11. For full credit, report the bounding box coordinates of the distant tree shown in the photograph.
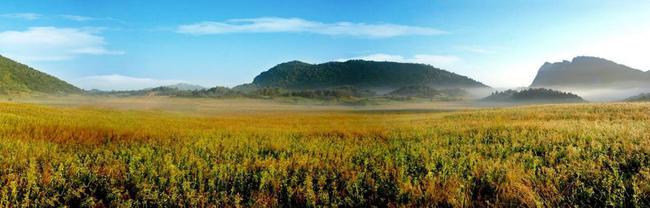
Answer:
[388,85,441,98]
[483,88,584,103]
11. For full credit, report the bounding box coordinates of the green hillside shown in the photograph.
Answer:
[0,55,81,95]
[252,60,489,90]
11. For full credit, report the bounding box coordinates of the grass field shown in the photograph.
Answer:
[0,97,649,207]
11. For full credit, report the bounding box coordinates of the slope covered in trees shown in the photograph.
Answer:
[252,60,489,90]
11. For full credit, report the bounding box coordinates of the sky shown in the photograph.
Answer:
[1,0,649,90]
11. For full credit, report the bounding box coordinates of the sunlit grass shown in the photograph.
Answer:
[0,101,649,207]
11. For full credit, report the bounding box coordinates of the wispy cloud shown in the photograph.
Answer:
[76,74,185,91]
[1,12,117,22]
[339,53,461,68]
[58,14,94,21]
[0,27,124,61]
[57,15,122,23]
[0,13,41,20]
[177,17,447,38]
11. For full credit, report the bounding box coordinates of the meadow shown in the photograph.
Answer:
[0,98,649,207]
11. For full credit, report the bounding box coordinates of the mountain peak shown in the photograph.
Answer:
[571,56,618,65]
[572,56,603,61]
[279,60,311,66]
[530,56,649,88]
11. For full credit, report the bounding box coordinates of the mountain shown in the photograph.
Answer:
[530,56,650,89]
[624,93,650,102]
[251,60,489,91]
[0,55,81,95]
[482,88,585,103]
[160,83,206,91]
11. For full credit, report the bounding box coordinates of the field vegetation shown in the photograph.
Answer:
[0,99,649,207]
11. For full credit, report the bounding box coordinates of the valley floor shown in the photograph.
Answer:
[0,96,649,207]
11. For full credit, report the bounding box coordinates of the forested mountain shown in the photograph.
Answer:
[0,55,81,95]
[530,56,650,88]
[252,60,489,90]
[482,88,585,103]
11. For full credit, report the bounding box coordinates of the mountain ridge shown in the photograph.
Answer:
[530,56,649,89]
[252,60,489,90]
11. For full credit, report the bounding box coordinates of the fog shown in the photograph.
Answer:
[531,84,650,102]
[463,84,650,103]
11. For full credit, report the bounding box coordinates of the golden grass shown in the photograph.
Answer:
[0,99,649,207]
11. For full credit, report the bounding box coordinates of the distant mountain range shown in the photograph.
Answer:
[6,53,650,103]
[530,56,650,89]
[251,60,489,91]
[151,83,206,91]
[87,83,206,97]
[0,55,81,95]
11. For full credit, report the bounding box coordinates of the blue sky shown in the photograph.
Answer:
[1,0,649,90]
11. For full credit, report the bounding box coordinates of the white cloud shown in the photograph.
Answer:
[0,27,123,61]
[177,17,446,38]
[339,53,461,69]
[0,13,41,20]
[58,14,94,21]
[75,74,185,91]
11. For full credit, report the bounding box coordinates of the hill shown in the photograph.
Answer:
[482,88,585,103]
[251,60,489,90]
[530,56,650,89]
[624,93,650,102]
[0,55,81,95]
